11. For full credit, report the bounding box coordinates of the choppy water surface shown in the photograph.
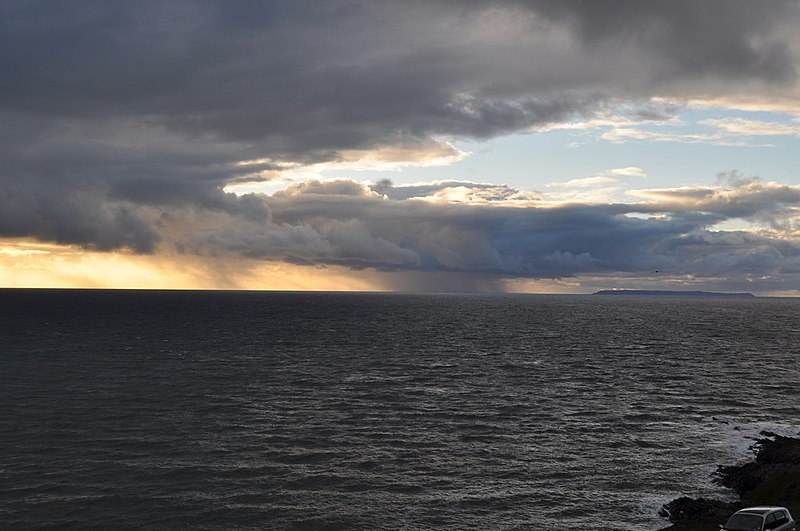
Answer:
[1,290,799,530]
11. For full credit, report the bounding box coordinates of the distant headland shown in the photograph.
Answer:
[593,289,755,298]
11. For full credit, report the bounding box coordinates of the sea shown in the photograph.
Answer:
[1,289,799,530]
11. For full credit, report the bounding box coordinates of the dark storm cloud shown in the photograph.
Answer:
[518,0,797,82]
[0,110,270,250]
[0,0,585,155]
[3,1,795,153]
[0,179,160,252]
[1,0,799,284]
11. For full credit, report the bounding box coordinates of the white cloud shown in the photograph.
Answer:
[545,166,645,198]
[608,166,647,178]
[699,117,800,137]
[599,126,770,147]
[549,176,619,188]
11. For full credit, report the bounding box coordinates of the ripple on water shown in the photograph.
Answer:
[2,292,800,530]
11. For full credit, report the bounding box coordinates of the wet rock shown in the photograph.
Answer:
[658,496,739,526]
[658,432,800,530]
[715,431,800,516]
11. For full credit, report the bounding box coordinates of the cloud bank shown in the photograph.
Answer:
[144,178,800,292]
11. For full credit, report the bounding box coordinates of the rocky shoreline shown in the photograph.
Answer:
[658,431,800,530]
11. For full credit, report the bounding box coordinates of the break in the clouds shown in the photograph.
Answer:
[2,1,800,291]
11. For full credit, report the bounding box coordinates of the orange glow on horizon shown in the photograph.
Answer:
[0,239,589,294]
[0,239,382,291]
[4,239,792,296]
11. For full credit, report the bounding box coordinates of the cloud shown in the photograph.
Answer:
[0,178,161,253]
[608,167,647,178]
[589,116,800,147]
[373,180,541,203]
[599,126,769,147]
[553,176,620,188]
[140,177,800,290]
[518,0,798,84]
[2,2,797,156]
[699,117,800,137]
[630,179,800,226]
[543,167,645,203]
[1,2,800,291]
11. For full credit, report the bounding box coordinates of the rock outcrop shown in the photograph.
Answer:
[659,432,800,530]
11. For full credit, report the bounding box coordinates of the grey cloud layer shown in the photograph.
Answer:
[2,1,796,153]
[162,179,800,286]
[520,0,797,82]
[1,1,799,286]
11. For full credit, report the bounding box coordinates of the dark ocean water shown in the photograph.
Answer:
[1,290,799,530]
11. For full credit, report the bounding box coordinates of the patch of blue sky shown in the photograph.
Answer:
[318,106,800,195]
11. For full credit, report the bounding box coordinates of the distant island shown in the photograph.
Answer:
[593,290,755,298]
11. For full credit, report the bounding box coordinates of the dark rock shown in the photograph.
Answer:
[715,432,800,503]
[658,496,739,523]
[659,433,800,529]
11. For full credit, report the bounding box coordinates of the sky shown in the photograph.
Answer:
[2,0,800,294]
